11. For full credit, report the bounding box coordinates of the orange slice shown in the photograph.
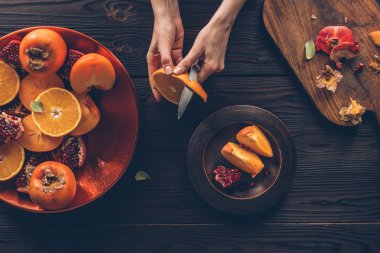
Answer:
[32,88,82,137]
[19,74,64,111]
[0,142,25,181]
[19,115,63,152]
[151,68,207,105]
[0,61,20,106]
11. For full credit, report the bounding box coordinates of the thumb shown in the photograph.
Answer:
[158,39,174,74]
[173,46,203,75]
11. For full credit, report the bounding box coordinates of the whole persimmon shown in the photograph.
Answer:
[70,53,115,93]
[19,29,67,77]
[29,161,76,210]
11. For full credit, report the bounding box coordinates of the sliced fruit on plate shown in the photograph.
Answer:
[0,112,24,145]
[151,68,207,105]
[19,29,67,77]
[70,53,116,93]
[221,142,264,177]
[71,93,100,136]
[19,115,63,152]
[29,161,77,210]
[32,87,82,137]
[0,61,20,106]
[19,74,64,111]
[0,142,25,181]
[236,125,273,157]
[51,136,86,170]
[16,152,48,193]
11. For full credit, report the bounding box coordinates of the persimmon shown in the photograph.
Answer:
[71,93,100,136]
[70,53,116,93]
[236,125,273,157]
[151,68,207,105]
[19,74,64,111]
[29,161,76,210]
[19,29,67,77]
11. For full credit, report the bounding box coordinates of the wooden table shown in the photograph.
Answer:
[1,1,379,252]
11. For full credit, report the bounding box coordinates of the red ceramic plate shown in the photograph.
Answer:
[0,26,139,213]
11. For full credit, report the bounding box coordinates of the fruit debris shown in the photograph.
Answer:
[330,42,359,69]
[315,26,354,55]
[339,98,366,125]
[369,31,380,46]
[316,65,342,93]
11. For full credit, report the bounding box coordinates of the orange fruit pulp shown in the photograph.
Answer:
[0,61,20,106]
[151,68,207,105]
[0,142,25,181]
[32,87,82,137]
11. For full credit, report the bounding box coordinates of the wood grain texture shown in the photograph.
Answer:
[0,224,379,253]
[263,0,380,126]
[0,0,379,252]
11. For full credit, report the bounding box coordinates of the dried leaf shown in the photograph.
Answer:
[30,100,43,113]
[135,170,151,181]
[311,14,317,20]
[305,40,316,60]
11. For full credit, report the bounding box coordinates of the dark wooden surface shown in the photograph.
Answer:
[0,1,379,252]
[264,0,380,126]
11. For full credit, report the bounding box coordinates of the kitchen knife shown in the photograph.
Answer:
[177,64,200,120]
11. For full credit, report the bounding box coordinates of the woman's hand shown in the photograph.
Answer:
[147,0,183,102]
[173,20,230,83]
[174,0,246,83]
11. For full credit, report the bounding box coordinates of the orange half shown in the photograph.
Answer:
[32,87,82,137]
[0,142,25,181]
[151,68,207,105]
[0,61,20,106]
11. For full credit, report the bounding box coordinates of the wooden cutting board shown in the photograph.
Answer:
[263,0,380,126]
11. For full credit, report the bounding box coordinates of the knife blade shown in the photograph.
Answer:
[177,64,199,119]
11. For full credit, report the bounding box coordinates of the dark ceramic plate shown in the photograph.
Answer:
[0,26,139,213]
[187,105,296,215]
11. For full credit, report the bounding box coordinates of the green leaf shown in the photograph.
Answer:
[135,170,151,181]
[305,39,315,60]
[30,100,43,113]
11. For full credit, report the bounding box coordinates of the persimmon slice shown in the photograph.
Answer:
[151,68,207,105]
[19,74,64,111]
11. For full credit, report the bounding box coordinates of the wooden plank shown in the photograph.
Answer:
[0,1,289,77]
[0,224,379,253]
[0,0,257,28]
[263,0,380,126]
[0,76,379,225]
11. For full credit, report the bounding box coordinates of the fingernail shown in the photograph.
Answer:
[173,66,182,74]
[164,65,172,75]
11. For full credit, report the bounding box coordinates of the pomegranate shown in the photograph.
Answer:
[315,26,354,55]
[330,42,360,69]
[0,98,29,118]
[51,136,86,170]
[0,40,27,76]
[58,49,84,81]
[16,152,48,193]
[214,165,242,189]
[0,112,24,145]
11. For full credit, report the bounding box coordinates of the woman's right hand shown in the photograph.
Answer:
[147,0,184,102]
